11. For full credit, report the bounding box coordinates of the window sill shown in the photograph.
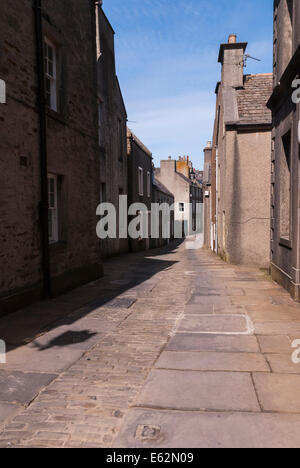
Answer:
[46,108,67,125]
[49,241,67,252]
[279,237,292,249]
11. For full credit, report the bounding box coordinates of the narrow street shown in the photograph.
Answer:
[0,242,300,447]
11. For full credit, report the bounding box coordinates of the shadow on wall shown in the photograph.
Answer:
[228,134,242,263]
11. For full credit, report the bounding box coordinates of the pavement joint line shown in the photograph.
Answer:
[132,404,263,414]
[250,373,264,412]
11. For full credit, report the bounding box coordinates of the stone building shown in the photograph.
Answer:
[0,1,128,315]
[155,157,203,237]
[267,0,300,300]
[204,35,273,268]
[96,4,128,258]
[203,141,214,249]
[151,177,175,249]
[127,129,153,252]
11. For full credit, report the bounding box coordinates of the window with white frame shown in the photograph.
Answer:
[147,171,151,198]
[179,202,185,212]
[44,38,57,111]
[48,174,58,243]
[138,167,143,196]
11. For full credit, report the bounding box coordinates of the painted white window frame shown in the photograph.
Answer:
[44,38,57,111]
[138,167,144,196]
[48,174,58,244]
[147,171,151,198]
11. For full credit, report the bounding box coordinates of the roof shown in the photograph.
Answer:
[153,178,174,198]
[236,74,273,124]
[127,128,152,159]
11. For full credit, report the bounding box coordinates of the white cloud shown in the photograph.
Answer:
[128,92,215,168]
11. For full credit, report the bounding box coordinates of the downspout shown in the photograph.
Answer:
[34,0,51,297]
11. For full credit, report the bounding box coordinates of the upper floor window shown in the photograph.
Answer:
[179,203,185,212]
[138,167,143,196]
[280,130,292,241]
[44,38,57,111]
[147,171,151,198]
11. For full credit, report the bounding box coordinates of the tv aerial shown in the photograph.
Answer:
[244,54,261,68]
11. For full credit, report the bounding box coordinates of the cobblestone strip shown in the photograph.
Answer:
[0,245,190,448]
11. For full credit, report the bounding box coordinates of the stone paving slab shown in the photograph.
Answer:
[185,304,246,315]
[113,408,300,448]
[254,322,300,336]
[257,335,292,354]
[225,281,280,290]
[177,315,249,334]
[266,354,300,374]
[167,333,260,353]
[2,342,90,374]
[231,297,272,306]
[247,306,300,322]
[0,403,22,429]
[253,373,300,413]
[188,296,231,306]
[242,289,290,297]
[193,288,244,296]
[136,369,260,412]
[0,370,56,405]
[155,351,269,372]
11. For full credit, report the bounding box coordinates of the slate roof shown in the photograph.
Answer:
[236,74,273,124]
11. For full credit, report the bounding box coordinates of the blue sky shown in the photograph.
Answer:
[103,0,274,169]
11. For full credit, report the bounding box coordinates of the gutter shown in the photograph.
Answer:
[33,0,51,297]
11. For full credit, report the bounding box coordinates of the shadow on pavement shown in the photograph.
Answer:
[0,240,183,352]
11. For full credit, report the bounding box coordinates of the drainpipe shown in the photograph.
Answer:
[34,0,51,297]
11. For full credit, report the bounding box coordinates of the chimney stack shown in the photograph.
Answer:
[218,35,247,88]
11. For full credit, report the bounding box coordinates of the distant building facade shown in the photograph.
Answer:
[151,177,175,249]
[127,129,153,252]
[267,0,300,300]
[155,157,203,237]
[204,35,272,268]
[96,5,128,258]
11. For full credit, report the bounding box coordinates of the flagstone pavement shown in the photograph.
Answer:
[1,241,300,448]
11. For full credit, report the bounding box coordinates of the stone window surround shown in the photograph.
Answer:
[138,167,144,196]
[44,37,57,112]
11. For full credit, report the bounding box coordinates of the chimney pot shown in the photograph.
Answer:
[228,34,237,44]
